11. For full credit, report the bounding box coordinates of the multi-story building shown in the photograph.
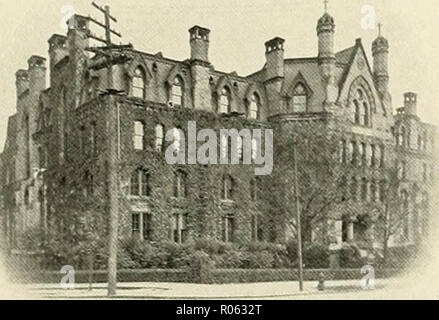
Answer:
[0,10,435,262]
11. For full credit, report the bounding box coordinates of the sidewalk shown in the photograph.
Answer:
[20,278,400,300]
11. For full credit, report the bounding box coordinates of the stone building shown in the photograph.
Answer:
[0,10,435,260]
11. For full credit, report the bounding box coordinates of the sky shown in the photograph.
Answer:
[0,0,438,149]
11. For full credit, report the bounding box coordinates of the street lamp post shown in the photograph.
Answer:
[293,136,304,291]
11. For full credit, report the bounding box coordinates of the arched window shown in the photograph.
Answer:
[219,87,231,114]
[359,142,366,167]
[249,93,260,119]
[173,170,187,198]
[348,141,356,165]
[171,76,183,107]
[222,175,234,200]
[131,168,151,197]
[237,135,243,161]
[363,102,369,126]
[292,83,307,113]
[370,180,377,202]
[351,87,371,126]
[133,67,145,98]
[252,137,259,161]
[155,124,164,152]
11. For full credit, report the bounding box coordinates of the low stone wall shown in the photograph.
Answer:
[10,268,403,285]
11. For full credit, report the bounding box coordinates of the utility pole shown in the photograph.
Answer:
[293,136,304,291]
[86,2,132,297]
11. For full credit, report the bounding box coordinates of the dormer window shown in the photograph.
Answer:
[133,67,145,98]
[292,83,307,113]
[219,87,231,114]
[249,93,260,120]
[171,76,183,107]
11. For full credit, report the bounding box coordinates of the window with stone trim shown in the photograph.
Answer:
[172,213,188,244]
[131,168,151,197]
[401,190,410,239]
[155,124,164,152]
[361,178,368,201]
[251,215,263,242]
[173,170,187,198]
[133,121,145,150]
[171,76,183,107]
[222,174,234,201]
[222,215,235,243]
[219,87,231,114]
[292,83,307,113]
[352,88,371,127]
[339,140,346,164]
[132,67,146,98]
[250,177,260,201]
[249,93,261,119]
[350,177,358,200]
[131,213,153,241]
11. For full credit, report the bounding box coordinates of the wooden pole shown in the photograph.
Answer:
[293,136,304,291]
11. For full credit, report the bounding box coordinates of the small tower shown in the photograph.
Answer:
[372,24,390,101]
[189,25,210,63]
[265,37,285,82]
[317,5,337,105]
[404,92,417,116]
[317,3,335,63]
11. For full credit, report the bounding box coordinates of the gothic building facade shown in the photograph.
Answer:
[0,10,435,260]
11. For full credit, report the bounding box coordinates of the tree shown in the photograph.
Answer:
[278,120,350,244]
[372,168,409,265]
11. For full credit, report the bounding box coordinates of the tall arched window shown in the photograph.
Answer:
[131,169,151,197]
[171,76,183,107]
[249,93,260,119]
[132,67,145,98]
[292,83,307,113]
[351,87,371,126]
[350,177,358,200]
[361,178,368,201]
[219,87,231,114]
[155,124,164,152]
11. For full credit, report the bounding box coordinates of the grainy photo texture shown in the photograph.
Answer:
[0,0,438,300]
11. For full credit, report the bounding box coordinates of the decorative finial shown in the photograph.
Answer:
[324,0,329,12]
[378,22,383,36]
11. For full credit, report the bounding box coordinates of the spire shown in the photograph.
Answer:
[378,22,382,37]
[324,0,329,13]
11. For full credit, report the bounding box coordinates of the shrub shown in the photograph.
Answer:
[339,243,365,268]
[303,243,330,269]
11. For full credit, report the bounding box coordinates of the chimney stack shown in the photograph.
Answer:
[48,34,68,71]
[189,26,210,63]
[404,92,417,116]
[264,37,285,82]
[15,69,29,98]
[27,55,47,93]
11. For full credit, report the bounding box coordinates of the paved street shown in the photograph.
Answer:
[2,276,433,300]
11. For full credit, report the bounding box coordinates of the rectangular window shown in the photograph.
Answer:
[132,213,140,233]
[143,213,152,241]
[251,215,263,242]
[222,216,235,243]
[133,121,144,150]
[172,214,187,244]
